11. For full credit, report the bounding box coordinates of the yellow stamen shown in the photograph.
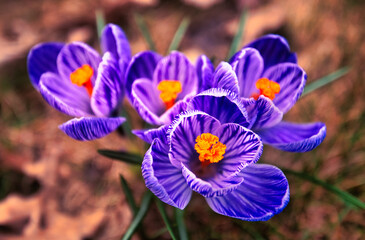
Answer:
[157,80,182,109]
[70,64,94,97]
[252,78,280,100]
[194,133,226,166]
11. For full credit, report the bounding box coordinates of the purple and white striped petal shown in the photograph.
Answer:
[125,51,162,99]
[196,54,214,91]
[59,116,125,141]
[230,48,264,98]
[263,63,306,114]
[245,96,283,129]
[244,34,297,69]
[206,164,290,221]
[257,121,326,152]
[39,72,93,117]
[132,125,169,144]
[212,62,239,95]
[216,123,263,177]
[181,163,243,198]
[27,42,64,89]
[57,42,102,85]
[131,78,165,125]
[142,138,192,209]
[167,111,221,168]
[91,53,123,117]
[159,99,189,125]
[188,89,249,127]
[153,51,198,100]
[101,23,131,63]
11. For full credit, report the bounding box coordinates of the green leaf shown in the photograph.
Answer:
[302,67,350,97]
[95,9,106,39]
[122,191,153,240]
[282,168,365,209]
[119,174,138,216]
[134,13,156,51]
[155,199,178,240]
[227,10,248,60]
[98,149,143,165]
[175,208,189,240]
[167,17,190,53]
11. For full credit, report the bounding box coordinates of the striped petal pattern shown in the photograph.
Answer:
[257,121,327,152]
[27,42,64,89]
[59,117,125,141]
[142,138,192,209]
[206,164,289,221]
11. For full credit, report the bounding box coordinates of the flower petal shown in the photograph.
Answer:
[27,42,64,89]
[153,51,198,99]
[212,62,239,95]
[142,138,192,209]
[263,63,306,113]
[167,111,221,168]
[181,163,243,198]
[159,99,189,125]
[125,51,162,99]
[101,23,131,63]
[257,121,326,152]
[245,96,283,129]
[39,72,93,117]
[188,88,249,127]
[196,54,214,91]
[132,125,169,144]
[91,53,123,117]
[230,48,264,98]
[244,34,297,69]
[216,123,263,177]
[131,78,165,125]
[59,116,125,141]
[57,42,102,85]
[206,164,290,221]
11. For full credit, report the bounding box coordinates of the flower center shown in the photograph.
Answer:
[70,64,94,97]
[194,133,226,166]
[251,78,280,100]
[157,80,182,109]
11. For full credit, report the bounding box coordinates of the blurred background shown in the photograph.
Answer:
[0,0,364,239]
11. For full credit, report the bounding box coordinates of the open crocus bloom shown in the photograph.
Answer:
[27,24,130,141]
[142,90,289,221]
[125,51,203,125]
[199,34,326,152]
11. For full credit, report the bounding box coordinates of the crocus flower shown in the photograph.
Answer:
[27,24,130,141]
[125,51,212,125]
[142,89,290,221]
[200,34,326,152]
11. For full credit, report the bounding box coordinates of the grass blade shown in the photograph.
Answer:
[175,208,189,240]
[119,175,138,215]
[95,9,106,39]
[227,10,248,60]
[155,199,178,240]
[167,17,190,53]
[302,67,350,97]
[98,149,143,165]
[282,168,365,209]
[134,13,156,51]
[122,191,153,240]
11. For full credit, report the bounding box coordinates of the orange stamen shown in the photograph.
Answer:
[157,80,182,109]
[252,78,280,100]
[194,133,226,166]
[70,64,94,97]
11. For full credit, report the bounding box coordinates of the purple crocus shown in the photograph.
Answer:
[141,90,290,221]
[200,34,326,152]
[27,24,130,141]
[125,50,240,126]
